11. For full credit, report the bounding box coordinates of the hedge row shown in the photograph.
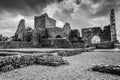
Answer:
[0,54,68,72]
[91,64,120,75]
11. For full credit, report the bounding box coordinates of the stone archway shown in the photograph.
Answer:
[92,35,101,44]
[56,35,62,38]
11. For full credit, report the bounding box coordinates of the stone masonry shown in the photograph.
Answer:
[82,27,102,46]
[82,9,118,46]
[14,19,25,41]
[110,9,117,42]
[33,13,77,47]
[13,9,118,48]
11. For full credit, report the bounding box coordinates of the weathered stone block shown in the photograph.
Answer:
[14,19,25,41]
[32,30,39,47]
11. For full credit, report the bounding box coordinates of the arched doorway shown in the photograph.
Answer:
[92,35,101,44]
[56,35,62,38]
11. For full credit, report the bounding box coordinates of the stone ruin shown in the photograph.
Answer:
[81,9,118,48]
[13,13,82,48]
[14,19,25,41]
[12,9,118,48]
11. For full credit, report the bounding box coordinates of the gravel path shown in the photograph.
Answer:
[1,50,120,80]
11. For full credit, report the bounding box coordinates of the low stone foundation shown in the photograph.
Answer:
[58,50,82,57]
[89,64,120,76]
[72,43,85,48]
[0,54,68,72]
[93,41,114,49]
[0,41,32,49]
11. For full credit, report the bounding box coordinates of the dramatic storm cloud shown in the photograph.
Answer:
[0,0,64,16]
[0,0,120,40]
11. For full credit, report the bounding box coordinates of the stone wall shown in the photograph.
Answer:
[94,41,114,49]
[70,29,81,43]
[40,39,72,48]
[34,14,46,29]
[24,27,33,42]
[14,19,25,41]
[62,23,71,38]
[47,23,71,39]
[110,9,117,42]
[102,25,111,42]
[81,25,113,47]
[34,13,56,29]
[82,27,102,46]
[72,43,85,48]
[13,13,84,48]
[32,29,39,47]
[45,15,56,28]
[47,27,63,38]
[0,41,32,49]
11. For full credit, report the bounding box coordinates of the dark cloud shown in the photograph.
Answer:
[0,0,63,16]
[0,0,119,18]
[93,0,120,17]
[76,0,81,5]
[55,0,81,18]
[90,0,102,4]
[81,0,120,17]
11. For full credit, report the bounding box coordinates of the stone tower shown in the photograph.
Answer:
[15,19,25,41]
[110,9,117,42]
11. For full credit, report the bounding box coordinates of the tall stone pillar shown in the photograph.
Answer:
[110,9,117,42]
[32,29,39,47]
[15,19,25,41]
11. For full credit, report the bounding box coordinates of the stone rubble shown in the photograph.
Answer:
[0,54,68,72]
[90,64,120,75]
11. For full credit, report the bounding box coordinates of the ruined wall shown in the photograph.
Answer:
[0,41,33,49]
[32,29,39,47]
[47,23,71,39]
[70,29,80,43]
[81,9,118,47]
[81,25,114,46]
[32,29,46,47]
[35,13,56,29]
[110,9,117,42]
[14,19,25,41]
[34,13,71,40]
[40,38,72,48]
[45,16,56,28]
[95,41,114,49]
[23,27,33,42]
[82,27,102,46]
[34,14,46,29]
[102,25,111,42]
[62,23,71,38]
[47,27,63,38]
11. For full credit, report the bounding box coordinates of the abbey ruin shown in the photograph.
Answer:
[4,9,118,49]
[82,9,118,48]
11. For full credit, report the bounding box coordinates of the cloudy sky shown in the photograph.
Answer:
[0,0,120,40]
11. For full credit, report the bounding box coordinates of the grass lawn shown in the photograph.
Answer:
[0,49,120,80]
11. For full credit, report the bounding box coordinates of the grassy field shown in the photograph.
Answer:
[0,49,120,80]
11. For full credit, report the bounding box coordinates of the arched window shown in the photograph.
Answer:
[56,35,62,38]
[92,35,101,44]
